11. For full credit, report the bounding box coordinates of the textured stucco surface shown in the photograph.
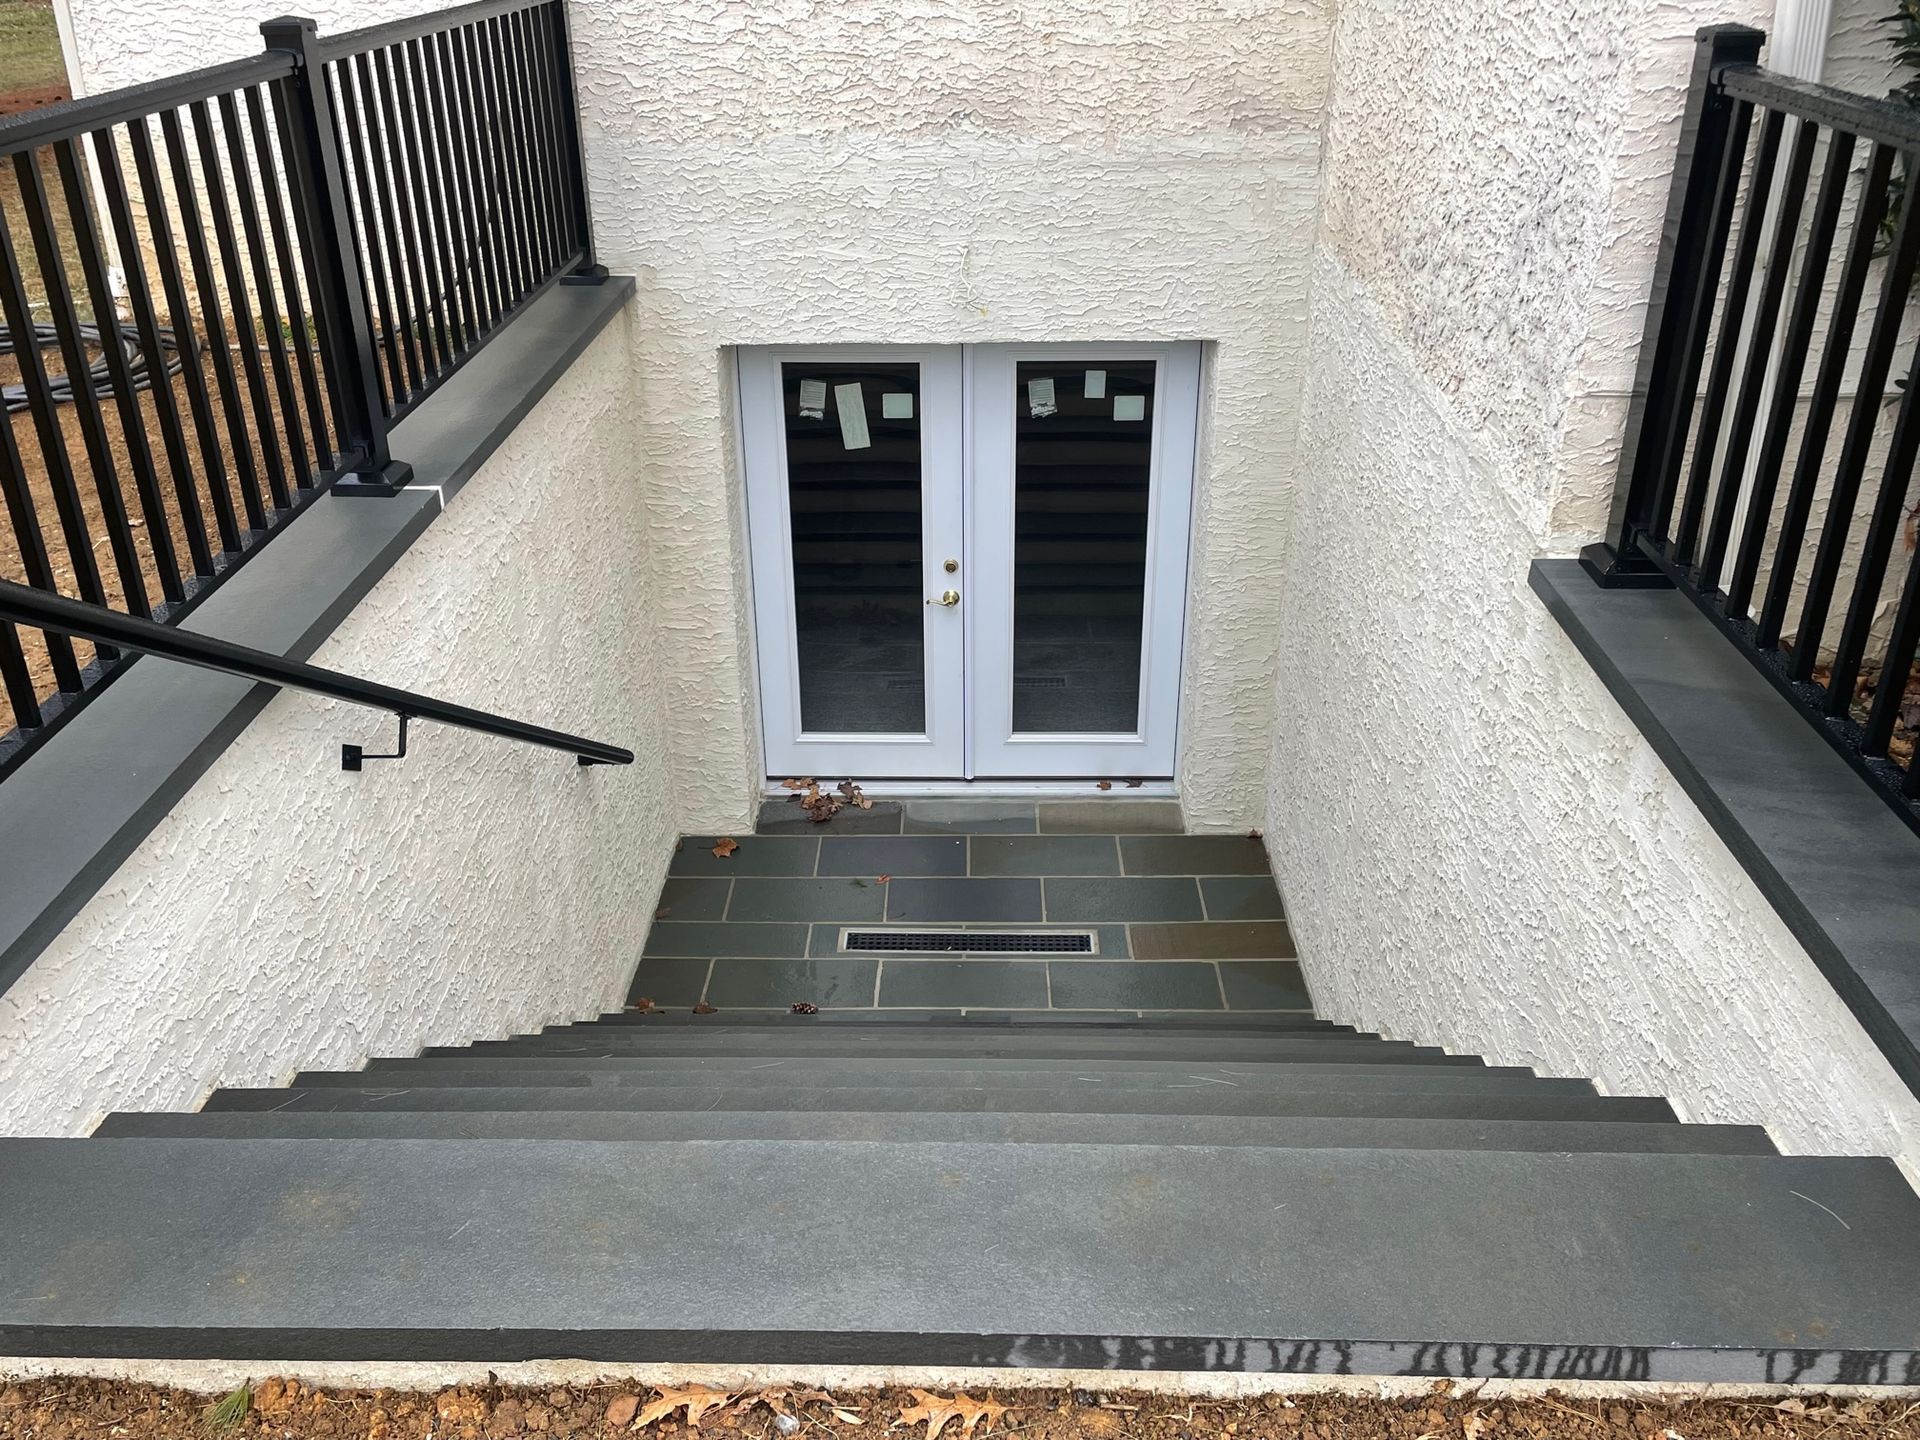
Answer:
[60,0,1329,829]
[0,316,676,1137]
[1270,0,1920,1180]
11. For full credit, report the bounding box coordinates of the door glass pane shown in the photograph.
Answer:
[782,362,925,733]
[1012,360,1155,733]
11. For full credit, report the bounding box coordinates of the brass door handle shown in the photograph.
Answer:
[931,589,961,607]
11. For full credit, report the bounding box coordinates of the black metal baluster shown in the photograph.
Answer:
[371,46,444,387]
[266,75,346,454]
[476,16,532,299]
[1865,538,1920,765]
[192,97,292,513]
[1824,336,1920,713]
[0,388,82,691]
[1699,114,1819,601]
[426,28,487,344]
[93,121,214,580]
[1645,104,1758,547]
[510,6,563,274]
[328,60,405,414]
[217,90,309,499]
[1758,141,1893,651]
[1792,163,1920,684]
[450,23,507,327]
[55,135,184,608]
[547,0,599,275]
[131,115,243,554]
[246,85,331,474]
[406,37,469,353]
[352,51,426,400]
[1673,107,1786,570]
[0,616,41,730]
[13,147,150,619]
[161,105,269,533]
[1727,126,1851,620]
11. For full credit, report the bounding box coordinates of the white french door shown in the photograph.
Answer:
[738,342,1199,781]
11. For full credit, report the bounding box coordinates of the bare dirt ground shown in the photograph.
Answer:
[1,1378,1917,1440]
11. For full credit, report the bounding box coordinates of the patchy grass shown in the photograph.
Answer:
[0,0,67,106]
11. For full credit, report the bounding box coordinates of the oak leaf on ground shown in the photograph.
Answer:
[712,838,739,858]
[895,1390,1008,1440]
[635,1384,734,1428]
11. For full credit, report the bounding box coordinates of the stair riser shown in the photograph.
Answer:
[568,1014,1354,1032]
[288,1069,1585,1096]
[462,1038,1424,1062]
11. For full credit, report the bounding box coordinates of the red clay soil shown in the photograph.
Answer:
[1,1378,1916,1440]
[0,83,67,116]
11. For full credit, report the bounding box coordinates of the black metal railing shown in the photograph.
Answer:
[0,0,599,781]
[1,578,633,767]
[1590,23,1920,829]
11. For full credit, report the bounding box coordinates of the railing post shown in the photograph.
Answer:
[260,14,413,494]
[1583,22,1765,589]
[549,0,606,285]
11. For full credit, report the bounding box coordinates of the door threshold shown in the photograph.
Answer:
[759,779,1178,799]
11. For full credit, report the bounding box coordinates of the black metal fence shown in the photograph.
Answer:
[0,0,597,780]
[1592,23,1920,829]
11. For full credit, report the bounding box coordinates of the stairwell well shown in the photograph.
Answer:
[0,801,1916,1382]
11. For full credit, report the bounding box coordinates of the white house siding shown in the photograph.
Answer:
[0,317,678,1136]
[1268,0,1920,1179]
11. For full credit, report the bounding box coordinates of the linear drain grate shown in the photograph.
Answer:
[840,928,1098,955]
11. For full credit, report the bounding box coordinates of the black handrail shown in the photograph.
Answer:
[0,580,634,768]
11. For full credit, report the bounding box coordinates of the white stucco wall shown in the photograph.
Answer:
[1268,0,1920,1178]
[55,0,1332,831]
[0,315,676,1136]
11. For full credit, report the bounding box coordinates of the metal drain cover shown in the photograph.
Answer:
[840,928,1098,955]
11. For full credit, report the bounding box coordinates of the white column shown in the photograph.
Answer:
[1770,0,1835,79]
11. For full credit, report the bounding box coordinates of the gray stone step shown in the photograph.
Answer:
[294,1064,1581,1096]
[0,1137,1911,1379]
[408,1039,1477,1066]
[200,1084,1665,1120]
[92,1108,1780,1154]
[465,1034,1418,1063]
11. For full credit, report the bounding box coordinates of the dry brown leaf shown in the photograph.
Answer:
[896,1390,1008,1440]
[606,1394,641,1427]
[780,777,811,790]
[636,1384,735,1429]
[712,838,739,859]
[1124,778,1144,788]
[692,1001,717,1015]
[654,906,671,920]
[628,997,656,1014]
[1095,779,1113,791]
[876,874,892,884]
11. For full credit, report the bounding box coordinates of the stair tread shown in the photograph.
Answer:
[1,1137,1911,1377]
[385,1049,1485,1072]
[288,1066,1583,1095]
[200,1085,1669,1120]
[93,1110,1779,1154]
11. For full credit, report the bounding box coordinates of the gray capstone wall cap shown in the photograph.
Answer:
[1530,558,1920,1098]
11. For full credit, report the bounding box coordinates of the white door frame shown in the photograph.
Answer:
[738,342,1199,782]
[737,346,967,779]
[966,341,1200,779]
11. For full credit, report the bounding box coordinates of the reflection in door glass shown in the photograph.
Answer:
[1012,360,1155,733]
[782,362,925,734]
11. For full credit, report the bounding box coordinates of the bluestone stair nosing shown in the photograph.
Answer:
[90,1110,1780,1155]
